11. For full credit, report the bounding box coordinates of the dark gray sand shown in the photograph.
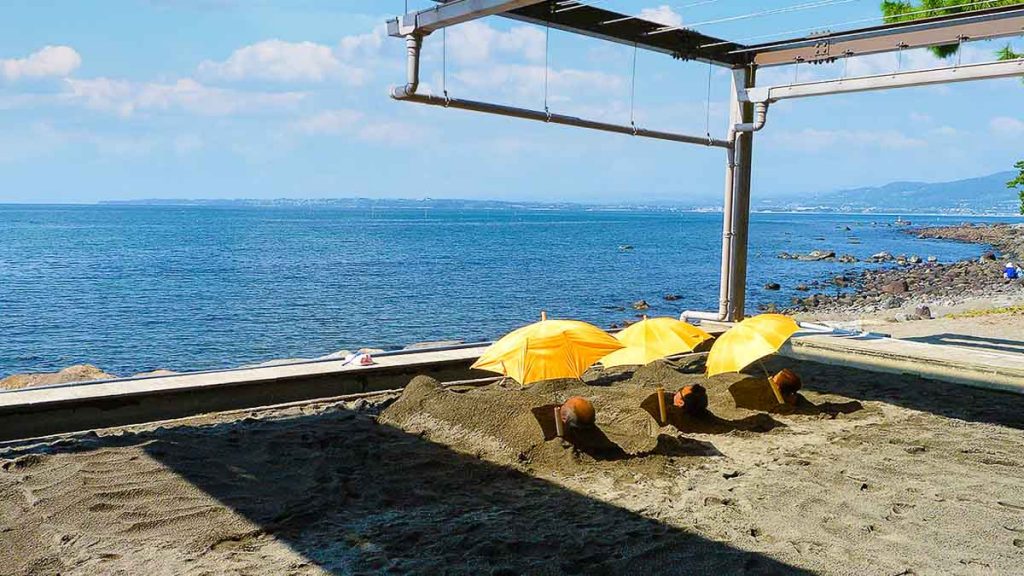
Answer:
[2,356,1023,575]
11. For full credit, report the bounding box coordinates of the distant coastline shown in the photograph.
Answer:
[92,198,1024,218]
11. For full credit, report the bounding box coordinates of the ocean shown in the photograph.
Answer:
[0,205,1008,377]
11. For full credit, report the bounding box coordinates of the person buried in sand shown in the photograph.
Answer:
[769,368,802,405]
[673,384,708,415]
[559,396,596,429]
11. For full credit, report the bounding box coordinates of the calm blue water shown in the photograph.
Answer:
[0,205,1010,377]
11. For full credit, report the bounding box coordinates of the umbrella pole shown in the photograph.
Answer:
[759,360,785,404]
[656,386,667,423]
[554,406,565,438]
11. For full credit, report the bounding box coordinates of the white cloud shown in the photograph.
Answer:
[65,77,306,117]
[451,64,623,101]
[338,26,386,61]
[770,128,926,151]
[991,116,1024,136]
[198,39,353,84]
[198,27,387,86]
[446,22,546,66]
[2,46,81,81]
[639,6,683,28]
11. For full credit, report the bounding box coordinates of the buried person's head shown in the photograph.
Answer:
[770,368,803,405]
[559,396,596,428]
[673,384,709,415]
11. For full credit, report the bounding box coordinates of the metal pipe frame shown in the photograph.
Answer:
[389,34,733,148]
[385,2,1024,326]
[387,0,547,37]
[746,57,1024,103]
[725,67,757,322]
[745,5,1024,67]
[406,2,1024,71]
[394,92,733,148]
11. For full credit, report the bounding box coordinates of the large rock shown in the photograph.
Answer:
[798,250,835,261]
[764,282,781,291]
[0,364,115,391]
[881,280,909,295]
[632,300,650,311]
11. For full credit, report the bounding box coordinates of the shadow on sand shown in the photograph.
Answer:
[638,392,787,435]
[2,405,815,575]
[530,404,722,460]
[762,357,1024,431]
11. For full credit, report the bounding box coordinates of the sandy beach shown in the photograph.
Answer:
[2,355,1023,575]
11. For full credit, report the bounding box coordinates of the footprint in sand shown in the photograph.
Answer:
[885,502,915,521]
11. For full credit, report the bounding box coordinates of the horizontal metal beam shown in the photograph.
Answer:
[746,5,1024,67]
[387,0,546,37]
[502,2,746,68]
[393,92,733,148]
[745,58,1024,102]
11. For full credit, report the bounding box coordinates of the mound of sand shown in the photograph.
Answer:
[379,360,868,474]
[0,365,114,391]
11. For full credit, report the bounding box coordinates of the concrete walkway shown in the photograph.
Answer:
[0,344,490,442]
[781,328,1024,394]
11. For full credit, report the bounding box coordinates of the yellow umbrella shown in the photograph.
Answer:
[705,314,800,377]
[472,313,624,386]
[601,317,713,368]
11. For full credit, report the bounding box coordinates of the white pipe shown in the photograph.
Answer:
[680,310,730,324]
[730,102,768,136]
[391,35,423,99]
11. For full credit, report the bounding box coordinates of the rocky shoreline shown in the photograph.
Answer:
[783,223,1024,318]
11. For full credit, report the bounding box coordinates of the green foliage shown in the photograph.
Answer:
[996,44,1024,60]
[880,1,1024,58]
[1008,160,1024,215]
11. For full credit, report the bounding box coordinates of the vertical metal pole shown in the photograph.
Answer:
[716,77,741,320]
[728,66,757,322]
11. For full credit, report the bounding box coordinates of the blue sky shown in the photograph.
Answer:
[0,0,1021,204]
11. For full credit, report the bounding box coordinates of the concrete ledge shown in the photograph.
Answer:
[780,332,1024,395]
[0,345,490,442]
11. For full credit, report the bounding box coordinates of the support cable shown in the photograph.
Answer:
[544,22,551,120]
[647,0,859,35]
[442,27,449,104]
[629,42,638,133]
[704,59,713,143]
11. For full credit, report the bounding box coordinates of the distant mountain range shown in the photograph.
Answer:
[755,171,1019,215]
[101,171,1021,215]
